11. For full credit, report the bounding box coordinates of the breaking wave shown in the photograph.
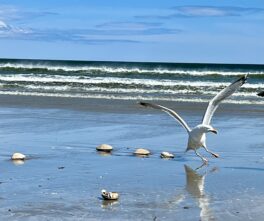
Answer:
[0,59,263,104]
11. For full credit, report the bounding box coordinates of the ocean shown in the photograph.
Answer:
[0,58,263,105]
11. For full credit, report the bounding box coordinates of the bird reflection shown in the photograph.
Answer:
[184,165,217,221]
[167,165,217,221]
[185,165,206,197]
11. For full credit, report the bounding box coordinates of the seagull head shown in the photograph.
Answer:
[199,125,218,134]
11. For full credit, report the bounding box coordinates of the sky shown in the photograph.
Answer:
[0,0,263,64]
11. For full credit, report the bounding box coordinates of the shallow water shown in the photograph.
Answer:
[0,98,264,220]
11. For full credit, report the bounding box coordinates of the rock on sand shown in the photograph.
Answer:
[160,151,174,159]
[134,148,150,156]
[11,153,26,160]
[96,144,113,152]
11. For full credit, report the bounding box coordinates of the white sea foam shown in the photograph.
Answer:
[24,84,71,91]
[0,91,263,105]
[0,63,263,76]
[10,84,258,98]
[0,66,262,104]
[0,75,263,89]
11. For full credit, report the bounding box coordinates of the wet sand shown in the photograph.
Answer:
[0,95,264,220]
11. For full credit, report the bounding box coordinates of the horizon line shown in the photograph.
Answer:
[0,57,264,66]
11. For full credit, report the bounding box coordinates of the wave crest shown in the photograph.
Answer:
[0,63,263,77]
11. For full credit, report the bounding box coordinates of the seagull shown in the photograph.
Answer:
[140,74,247,163]
[257,91,264,97]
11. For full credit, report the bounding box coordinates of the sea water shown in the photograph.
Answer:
[0,59,263,104]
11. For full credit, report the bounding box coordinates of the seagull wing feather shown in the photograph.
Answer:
[139,102,191,133]
[202,74,248,125]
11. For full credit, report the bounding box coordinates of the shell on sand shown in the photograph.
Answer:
[11,153,26,160]
[134,148,150,155]
[160,151,174,159]
[96,144,113,152]
[101,189,119,200]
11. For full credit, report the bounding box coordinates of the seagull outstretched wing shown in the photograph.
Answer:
[202,74,248,125]
[139,102,191,133]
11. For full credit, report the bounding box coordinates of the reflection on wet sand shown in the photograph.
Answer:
[12,160,25,166]
[167,165,217,221]
[101,199,119,208]
[184,165,216,221]
[96,151,112,157]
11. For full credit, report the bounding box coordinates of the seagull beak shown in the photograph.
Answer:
[210,129,218,134]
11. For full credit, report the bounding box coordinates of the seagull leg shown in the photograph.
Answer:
[203,146,219,158]
[195,162,207,170]
[194,149,208,164]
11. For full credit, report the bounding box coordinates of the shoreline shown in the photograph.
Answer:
[0,94,263,115]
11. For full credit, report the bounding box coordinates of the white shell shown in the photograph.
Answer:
[11,153,26,160]
[134,148,150,155]
[160,151,174,159]
[96,144,113,152]
[101,189,119,200]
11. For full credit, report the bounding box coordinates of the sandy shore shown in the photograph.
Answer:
[0,94,264,220]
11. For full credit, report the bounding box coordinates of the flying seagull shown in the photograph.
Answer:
[140,74,247,163]
[257,91,264,97]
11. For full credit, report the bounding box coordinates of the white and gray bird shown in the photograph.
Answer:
[140,74,247,163]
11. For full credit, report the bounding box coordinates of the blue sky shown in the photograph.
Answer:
[0,0,263,64]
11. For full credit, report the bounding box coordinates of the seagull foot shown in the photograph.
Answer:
[212,153,219,158]
[203,158,208,164]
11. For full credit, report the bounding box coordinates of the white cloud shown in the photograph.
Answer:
[172,6,264,17]
[178,6,229,17]
[137,6,264,19]
[0,19,32,37]
[0,5,19,20]
[96,22,162,30]
[0,20,8,29]
[0,4,57,23]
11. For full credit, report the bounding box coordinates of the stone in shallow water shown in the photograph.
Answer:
[11,153,26,160]
[134,148,150,156]
[160,151,174,159]
[96,144,113,152]
[101,189,119,200]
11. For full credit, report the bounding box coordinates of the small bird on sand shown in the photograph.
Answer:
[140,75,247,163]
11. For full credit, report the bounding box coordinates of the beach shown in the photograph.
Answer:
[0,0,263,219]
[0,95,264,220]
